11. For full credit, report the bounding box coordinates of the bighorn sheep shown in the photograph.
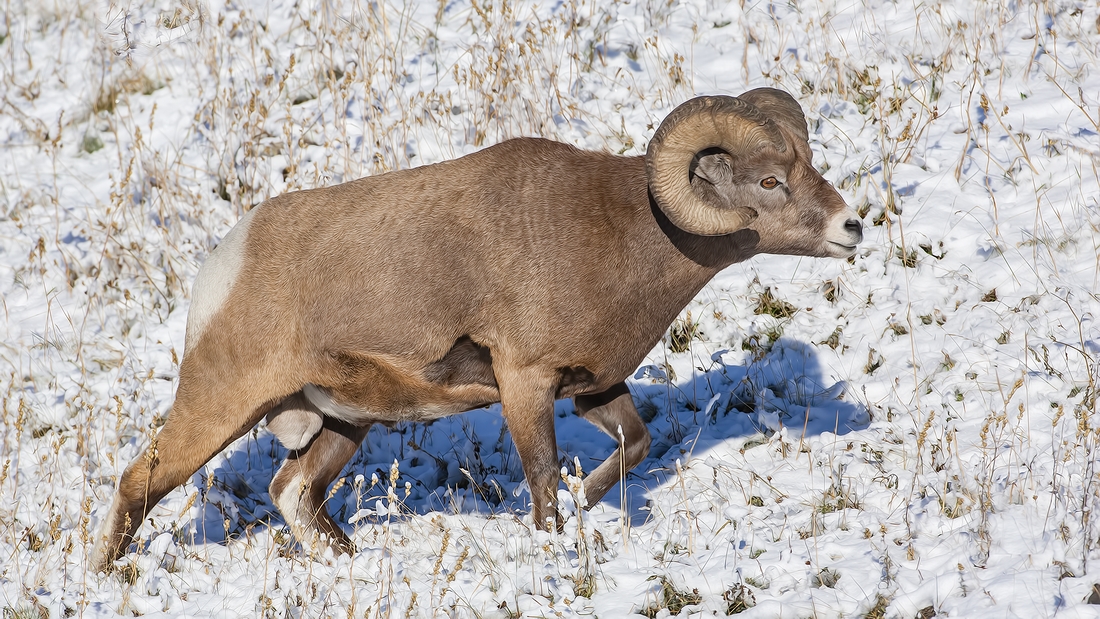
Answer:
[93,88,862,569]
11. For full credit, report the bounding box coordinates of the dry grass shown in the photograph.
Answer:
[1,0,1099,616]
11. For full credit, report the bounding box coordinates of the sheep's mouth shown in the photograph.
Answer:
[827,241,859,256]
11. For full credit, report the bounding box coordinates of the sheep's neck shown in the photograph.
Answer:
[646,192,757,275]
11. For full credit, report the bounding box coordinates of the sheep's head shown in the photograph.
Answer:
[646,89,862,259]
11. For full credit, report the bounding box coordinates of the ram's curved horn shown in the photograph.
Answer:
[646,95,786,236]
[738,88,809,143]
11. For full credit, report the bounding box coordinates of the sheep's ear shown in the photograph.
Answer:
[692,154,732,186]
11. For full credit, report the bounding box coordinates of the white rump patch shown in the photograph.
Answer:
[185,207,258,351]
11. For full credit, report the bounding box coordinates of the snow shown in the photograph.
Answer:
[2,0,1099,616]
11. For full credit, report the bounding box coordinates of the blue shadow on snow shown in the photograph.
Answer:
[187,338,869,547]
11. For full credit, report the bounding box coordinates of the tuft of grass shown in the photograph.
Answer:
[865,349,885,375]
[1,604,48,619]
[744,574,768,589]
[919,310,947,325]
[23,530,44,552]
[754,287,797,319]
[887,321,909,336]
[820,326,843,350]
[81,132,103,154]
[667,311,702,353]
[812,567,841,588]
[863,594,890,618]
[918,241,946,259]
[113,560,140,586]
[818,479,861,514]
[91,72,163,115]
[847,66,883,115]
[894,245,919,268]
[723,583,755,614]
[640,576,702,618]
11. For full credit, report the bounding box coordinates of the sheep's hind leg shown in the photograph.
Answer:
[270,415,368,556]
[92,371,271,571]
[573,382,651,507]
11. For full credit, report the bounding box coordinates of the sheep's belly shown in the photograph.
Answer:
[303,382,499,425]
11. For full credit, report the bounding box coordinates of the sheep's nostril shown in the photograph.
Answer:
[844,218,863,241]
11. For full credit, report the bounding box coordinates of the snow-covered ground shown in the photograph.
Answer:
[2,0,1099,616]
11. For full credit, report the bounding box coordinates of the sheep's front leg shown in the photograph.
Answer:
[497,367,561,530]
[574,381,650,507]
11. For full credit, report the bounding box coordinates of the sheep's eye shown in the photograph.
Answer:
[760,176,780,189]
